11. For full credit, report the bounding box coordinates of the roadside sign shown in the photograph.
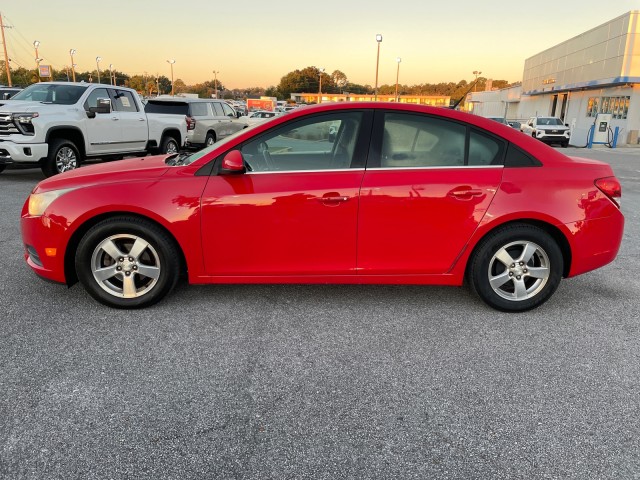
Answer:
[39,65,51,78]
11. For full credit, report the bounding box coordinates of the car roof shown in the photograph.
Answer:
[149,97,221,103]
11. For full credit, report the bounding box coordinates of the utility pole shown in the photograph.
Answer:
[0,13,13,86]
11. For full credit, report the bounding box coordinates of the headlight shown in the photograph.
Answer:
[28,188,74,216]
[13,113,39,124]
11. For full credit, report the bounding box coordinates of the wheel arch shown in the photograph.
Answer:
[64,211,188,286]
[463,219,572,279]
[160,128,183,146]
[45,126,86,160]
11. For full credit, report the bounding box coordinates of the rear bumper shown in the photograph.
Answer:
[566,210,625,277]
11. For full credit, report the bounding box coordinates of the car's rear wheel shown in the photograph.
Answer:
[205,132,216,146]
[160,136,179,154]
[43,138,81,177]
[468,224,563,312]
[75,216,181,308]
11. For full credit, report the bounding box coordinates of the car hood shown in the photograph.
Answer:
[33,155,171,194]
[0,101,73,113]
[537,124,569,131]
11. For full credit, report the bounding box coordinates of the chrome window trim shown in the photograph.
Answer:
[366,165,504,171]
[246,168,366,175]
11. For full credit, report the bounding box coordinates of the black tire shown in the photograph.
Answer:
[561,141,569,148]
[160,136,179,154]
[205,132,216,147]
[0,165,5,174]
[467,224,563,312]
[43,138,81,177]
[75,216,181,309]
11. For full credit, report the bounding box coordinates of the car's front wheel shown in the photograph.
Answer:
[468,224,563,312]
[75,216,181,308]
[0,165,5,174]
[43,138,81,177]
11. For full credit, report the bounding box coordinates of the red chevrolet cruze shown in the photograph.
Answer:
[21,103,624,311]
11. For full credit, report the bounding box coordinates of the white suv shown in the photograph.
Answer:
[521,117,570,147]
[145,97,246,149]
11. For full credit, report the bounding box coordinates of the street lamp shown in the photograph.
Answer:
[34,40,40,82]
[69,49,76,82]
[212,70,219,98]
[374,34,382,101]
[395,57,401,103]
[318,67,324,104]
[109,64,114,85]
[96,56,102,84]
[473,70,482,91]
[167,59,176,96]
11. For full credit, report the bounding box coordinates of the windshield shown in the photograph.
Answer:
[538,117,563,126]
[11,84,86,105]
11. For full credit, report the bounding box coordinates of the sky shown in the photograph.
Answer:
[2,1,638,89]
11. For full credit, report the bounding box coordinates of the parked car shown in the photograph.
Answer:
[0,86,22,101]
[240,110,282,125]
[521,116,571,147]
[20,102,623,312]
[485,116,508,125]
[145,97,245,149]
[0,82,187,177]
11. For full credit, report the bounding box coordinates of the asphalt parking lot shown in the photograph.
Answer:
[1,147,638,479]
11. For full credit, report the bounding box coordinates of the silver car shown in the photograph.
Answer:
[145,97,246,149]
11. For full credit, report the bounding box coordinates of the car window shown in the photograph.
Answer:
[144,101,189,115]
[240,112,363,172]
[84,88,110,110]
[468,129,505,166]
[113,90,138,112]
[381,113,466,167]
[190,102,209,117]
[221,103,236,117]
[212,102,225,116]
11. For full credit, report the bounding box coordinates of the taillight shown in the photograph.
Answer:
[186,115,196,130]
[595,176,622,208]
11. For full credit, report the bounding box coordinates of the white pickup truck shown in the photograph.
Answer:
[0,82,187,177]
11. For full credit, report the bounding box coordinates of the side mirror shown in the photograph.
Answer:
[88,98,111,117]
[220,150,245,174]
[236,111,242,118]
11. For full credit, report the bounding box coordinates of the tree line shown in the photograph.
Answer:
[1,62,513,102]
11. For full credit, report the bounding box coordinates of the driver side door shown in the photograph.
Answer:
[199,111,372,277]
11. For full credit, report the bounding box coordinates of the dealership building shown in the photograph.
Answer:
[468,11,640,146]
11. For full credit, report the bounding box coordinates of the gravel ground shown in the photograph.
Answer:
[0,147,638,479]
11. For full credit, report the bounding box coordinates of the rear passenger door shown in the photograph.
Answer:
[357,111,504,275]
[111,89,148,152]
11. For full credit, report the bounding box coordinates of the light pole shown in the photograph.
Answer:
[473,70,482,91]
[96,56,101,84]
[374,34,382,101]
[395,57,401,103]
[109,64,114,85]
[33,40,41,82]
[212,70,219,98]
[167,59,176,96]
[69,49,76,82]
[318,67,324,104]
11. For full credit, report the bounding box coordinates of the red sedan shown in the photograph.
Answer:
[21,103,624,311]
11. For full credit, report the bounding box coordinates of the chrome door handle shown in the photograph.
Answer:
[318,195,349,203]
[450,189,483,198]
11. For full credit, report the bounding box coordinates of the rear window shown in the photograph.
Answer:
[145,101,189,115]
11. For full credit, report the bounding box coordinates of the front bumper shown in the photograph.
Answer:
[0,140,48,165]
[21,203,68,284]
